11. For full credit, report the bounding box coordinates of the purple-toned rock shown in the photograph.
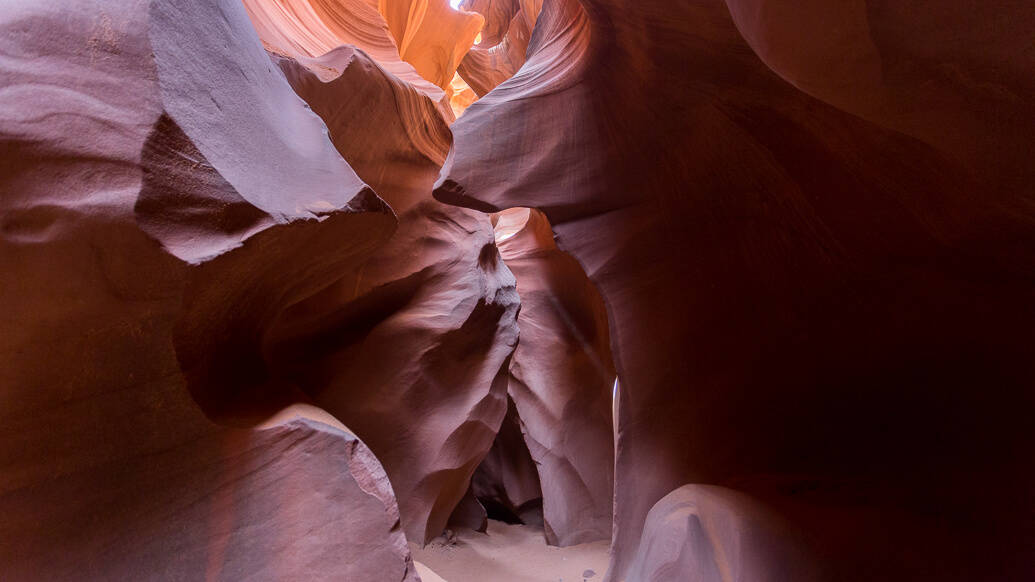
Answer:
[494,208,615,546]
[0,1,418,579]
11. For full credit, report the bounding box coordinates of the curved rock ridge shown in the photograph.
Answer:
[272,46,451,212]
[378,0,485,91]
[494,208,615,546]
[449,71,479,117]
[266,202,520,544]
[243,0,451,117]
[0,0,419,580]
[265,39,521,544]
[459,0,520,48]
[626,485,819,582]
[723,0,1035,195]
[436,0,1035,579]
[456,0,540,96]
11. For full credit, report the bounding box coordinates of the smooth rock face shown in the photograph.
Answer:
[460,0,520,47]
[243,0,453,118]
[456,0,539,96]
[378,0,485,90]
[469,396,544,524]
[626,485,819,582]
[0,0,417,580]
[268,200,520,544]
[495,208,615,546]
[437,0,1035,579]
[258,25,521,544]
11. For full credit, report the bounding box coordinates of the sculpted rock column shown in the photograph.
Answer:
[436,0,1035,579]
[248,7,521,544]
[494,208,615,546]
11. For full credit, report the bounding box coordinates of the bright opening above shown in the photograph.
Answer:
[449,0,463,9]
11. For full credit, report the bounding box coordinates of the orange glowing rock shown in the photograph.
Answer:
[456,0,541,96]
[378,0,484,90]
[243,0,451,118]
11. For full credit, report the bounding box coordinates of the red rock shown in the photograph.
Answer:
[469,396,544,524]
[494,208,615,546]
[456,1,538,96]
[459,0,520,48]
[260,33,521,544]
[244,0,453,118]
[436,0,1035,579]
[627,485,819,582]
[378,0,484,90]
[0,1,417,580]
[448,485,489,533]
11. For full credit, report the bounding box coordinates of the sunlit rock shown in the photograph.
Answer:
[378,0,484,90]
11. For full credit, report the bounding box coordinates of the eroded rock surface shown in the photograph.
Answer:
[627,485,819,582]
[378,0,484,90]
[437,0,1035,579]
[469,397,544,525]
[256,21,521,545]
[456,0,539,96]
[244,0,453,118]
[0,1,417,579]
[494,208,615,546]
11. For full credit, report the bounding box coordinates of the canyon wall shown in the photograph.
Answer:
[437,0,1035,580]
[2,0,1033,580]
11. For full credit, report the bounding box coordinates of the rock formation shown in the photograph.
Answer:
[248,5,521,545]
[627,485,819,582]
[243,0,454,118]
[0,0,417,579]
[494,208,615,546]
[4,0,1034,580]
[437,0,1035,579]
[378,0,484,90]
[469,396,544,525]
[456,0,539,96]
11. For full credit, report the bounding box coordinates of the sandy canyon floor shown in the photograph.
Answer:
[412,520,609,582]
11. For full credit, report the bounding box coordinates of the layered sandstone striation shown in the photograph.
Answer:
[378,0,484,90]
[437,0,1035,579]
[0,0,417,579]
[4,0,1034,580]
[244,0,453,118]
[455,0,540,96]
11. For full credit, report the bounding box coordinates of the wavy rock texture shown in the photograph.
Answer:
[378,0,484,90]
[456,0,540,96]
[243,0,452,118]
[0,0,418,580]
[627,485,819,582]
[494,208,615,546]
[261,37,521,544]
[459,0,518,47]
[437,0,1035,579]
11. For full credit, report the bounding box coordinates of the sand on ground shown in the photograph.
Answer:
[412,520,609,582]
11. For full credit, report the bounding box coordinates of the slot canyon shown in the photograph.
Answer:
[1,0,1033,580]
